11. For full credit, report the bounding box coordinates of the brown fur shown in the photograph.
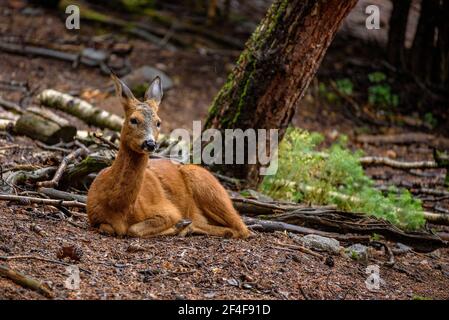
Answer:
[87,75,250,239]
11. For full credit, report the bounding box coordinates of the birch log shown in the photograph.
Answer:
[38,89,124,131]
[14,108,77,144]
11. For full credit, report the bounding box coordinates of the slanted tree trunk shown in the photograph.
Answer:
[205,0,357,187]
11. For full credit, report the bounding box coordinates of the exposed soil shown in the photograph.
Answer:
[1,1,449,300]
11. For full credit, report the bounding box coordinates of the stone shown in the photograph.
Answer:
[345,243,369,261]
[299,234,341,254]
[121,66,173,93]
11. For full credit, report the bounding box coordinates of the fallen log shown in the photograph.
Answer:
[0,264,53,298]
[37,188,87,203]
[2,167,56,193]
[359,156,439,169]
[38,89,124,131]
[266,209,446,253]
[141,8,244,49]
[0,40,130,76]
[232,195,447,252]
[357,133,449,150]
[300,184,449,226]
[0,194,85,208]
[14,107,77,144]
[243,216,370,243]
[58,0,178,50]
[0,119,14,131]
[61,153,113,188]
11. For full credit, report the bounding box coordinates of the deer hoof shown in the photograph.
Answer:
[175,219,192,230]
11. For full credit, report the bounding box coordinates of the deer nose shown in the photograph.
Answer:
[142,139,157,152]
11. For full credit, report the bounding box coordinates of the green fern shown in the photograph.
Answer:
[260,128,425,230]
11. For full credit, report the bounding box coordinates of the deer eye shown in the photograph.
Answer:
[156,121,161,128]
[130,118,139,125]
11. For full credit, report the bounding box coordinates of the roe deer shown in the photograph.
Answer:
[87,74,250,239]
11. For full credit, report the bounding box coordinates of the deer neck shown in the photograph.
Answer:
[108,142,148,210]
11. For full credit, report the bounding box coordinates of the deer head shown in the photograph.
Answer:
[112,74,163,154]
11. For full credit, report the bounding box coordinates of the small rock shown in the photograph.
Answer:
[226,278,239,287]
[121,66,173,93]
[392,242,412,255]
[126,243,144,253]
[81,48,108,62]
[204,292,216,298]
[345,243,369,261]
[299,234,341,254]
[242,283,253,290]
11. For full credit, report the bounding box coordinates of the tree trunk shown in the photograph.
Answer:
[205,0,357,187]
[409,0,438,83]
[434,0,449,91]
[387,0,411,68]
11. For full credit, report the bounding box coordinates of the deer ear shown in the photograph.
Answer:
[111,73,136,106]
[144,76,163,105]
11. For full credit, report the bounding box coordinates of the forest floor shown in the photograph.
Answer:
[1,1,449,300]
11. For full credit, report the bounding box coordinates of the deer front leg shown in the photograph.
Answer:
[127,214,191,238]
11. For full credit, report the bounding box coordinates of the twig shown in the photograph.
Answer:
[0,145,34,150]
[0,194,86,208]
[0,96,23,114]
[360,156,438,169]
[0,255,91,274]
[35,141,71,153]
[357,133,449,150]
[73,140,90,154]
[1,164,42,173]
[273,241,323,258]
[37,187,87,204]
[37,147,88,188]
[243,216,370,242]
[0,264,53,298]
[93,132,118,150]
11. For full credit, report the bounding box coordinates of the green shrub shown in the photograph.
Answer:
[424,112,438,128]
[260,128,425,230]
[335,78,354,96]
[367,72,399,108]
